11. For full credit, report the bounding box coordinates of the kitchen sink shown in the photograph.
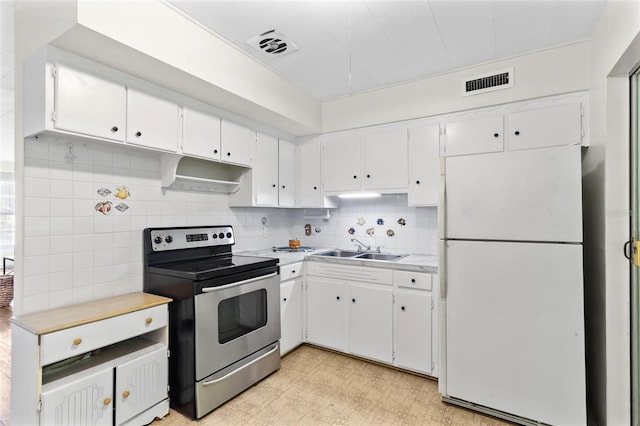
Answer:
[355,253,405,261]
[316,250,361,257]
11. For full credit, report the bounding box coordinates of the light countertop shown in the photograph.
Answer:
[238,248,438,274]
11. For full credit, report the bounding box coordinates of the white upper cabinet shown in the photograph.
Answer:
[322,127,409,194]
[408,124,440,206]
[54,63,126,142]
[126,87,180,152]
[298,140,322,207]
[441,114,504,157]
[508,102,583,151]
[255,133,279,206]
[322,133,361,192]
[278,139,297,207]
[181,106,221,160]
[361,128,408,191]
[220,120,255,167]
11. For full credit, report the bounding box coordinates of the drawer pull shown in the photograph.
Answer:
[145,317,153,325]
[104,397,112,406]
[73,338,82,346]
[123,390,131,398]
[411,278,416,283]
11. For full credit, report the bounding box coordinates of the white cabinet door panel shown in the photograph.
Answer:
[395,289,432,374]
[280,279,303,355]
[54,64,126,142]
[278,139,297,207]
[255,133,279,206]
[221,120,255,167]
[408,124,440,206]
[322,134,361,192]
[126,88,179,152]
[348,283,392,363]
[41,366,113,426]
[361,128,408,190]
[445,145,583,243]
[442,114,503,157]
[115,346,168,425]
[306,277,346,351]
[298,140,323,207]
[444,240,585,426]
[509,102,582,151]
[182,107,221,160]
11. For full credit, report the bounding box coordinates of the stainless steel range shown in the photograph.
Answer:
[143,226,280,419]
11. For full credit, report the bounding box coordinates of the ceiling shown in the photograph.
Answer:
[167,0,605,101]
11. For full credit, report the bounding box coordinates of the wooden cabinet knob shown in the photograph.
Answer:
[104,397,112,406]
[145,317,153,325]
[73,338,82,346]
[123,390,131,398]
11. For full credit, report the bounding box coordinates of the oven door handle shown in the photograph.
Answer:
[202,343,279,386]
[201,272,278,293]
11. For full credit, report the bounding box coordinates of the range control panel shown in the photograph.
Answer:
[150,226,235,251]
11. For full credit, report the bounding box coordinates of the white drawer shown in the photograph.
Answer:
[307,262,393,285]
[280,262,303,282]
[394,270,432,291]
[41,305,168,366]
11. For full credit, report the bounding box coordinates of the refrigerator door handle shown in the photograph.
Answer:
[624,239,640,266]
[438,158,446,239]
[624,240,632,260]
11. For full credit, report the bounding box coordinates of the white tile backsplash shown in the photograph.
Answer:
[20,138,438,313]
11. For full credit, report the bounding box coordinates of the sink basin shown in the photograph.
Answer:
[316,250,361,258]
[355,253,405,261]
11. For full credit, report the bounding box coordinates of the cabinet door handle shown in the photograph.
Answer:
[227,152,231,156]
[272,184,276,188]
[103,397,112,406]
[214,149,218,154]
[514,130,520,136]
[135,131,142,137]
[73,338,82,346]
[416,180,420,185]
[336,296,340,301]
[352,298,356,303]
[493,133,499,138]
[282,185,286,189]
[411,278,416,283]
[283,297,287,302]
[401,306,406,311]
[366,174,371,178]
[313,186,317,190]
[122,390,131,398]
[111,126,118,133]
[353,175,357,179]
[145,317,153,325]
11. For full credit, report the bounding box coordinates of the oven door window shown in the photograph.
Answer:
[218,289,267,344]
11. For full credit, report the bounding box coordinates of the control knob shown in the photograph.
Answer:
[153,236,162,244]
[212,233,218,239]
[226,232,232,239]
[165,236,173,244]
[218,232,225,239]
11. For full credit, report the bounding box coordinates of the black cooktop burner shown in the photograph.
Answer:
[149,254,278,281]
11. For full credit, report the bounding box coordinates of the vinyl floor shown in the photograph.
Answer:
[0,304,512,426]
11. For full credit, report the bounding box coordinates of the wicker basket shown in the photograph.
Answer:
[0,274,13,307]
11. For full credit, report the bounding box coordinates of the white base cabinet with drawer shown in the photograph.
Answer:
[280,262,304,356]
[304,262,438,377]
[11,293,172,426]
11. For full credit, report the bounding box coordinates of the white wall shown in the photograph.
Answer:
[588,1,640,425]
[322,41,590,133]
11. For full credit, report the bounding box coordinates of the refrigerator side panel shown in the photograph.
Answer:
[443,240,586,425]
[444,145,583,243]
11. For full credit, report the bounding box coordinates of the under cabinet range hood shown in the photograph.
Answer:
[160,154,249,193]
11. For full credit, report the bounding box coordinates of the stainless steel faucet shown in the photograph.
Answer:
[351,238,370,252]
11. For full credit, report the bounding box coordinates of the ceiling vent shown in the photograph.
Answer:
[246,30,299,57]
[462,67,514,96]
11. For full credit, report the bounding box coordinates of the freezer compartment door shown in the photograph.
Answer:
[444,145,582,243]
[442,240,586,425]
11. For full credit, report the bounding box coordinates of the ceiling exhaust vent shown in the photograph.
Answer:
[246,30,299,57]
[462,67,514,96]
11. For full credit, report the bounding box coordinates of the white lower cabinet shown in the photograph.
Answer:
[348,283,393,363]
[41,365,114,426]
[304,262,438,377]
[306,276,347,351]
[280,262,304,355]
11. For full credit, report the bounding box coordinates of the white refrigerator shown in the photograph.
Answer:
[438,145,586,425]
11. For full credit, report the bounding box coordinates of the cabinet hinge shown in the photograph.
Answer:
[392,294,395,303]
[37,399,42,412]
[440,126,446,136]
[179,107,184,118]
[392,351,395,362]
[431,299,435,310]
[51,111,57,122]
[580,105,584,117]
[431,361,435,372]
[50,66,57,78]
